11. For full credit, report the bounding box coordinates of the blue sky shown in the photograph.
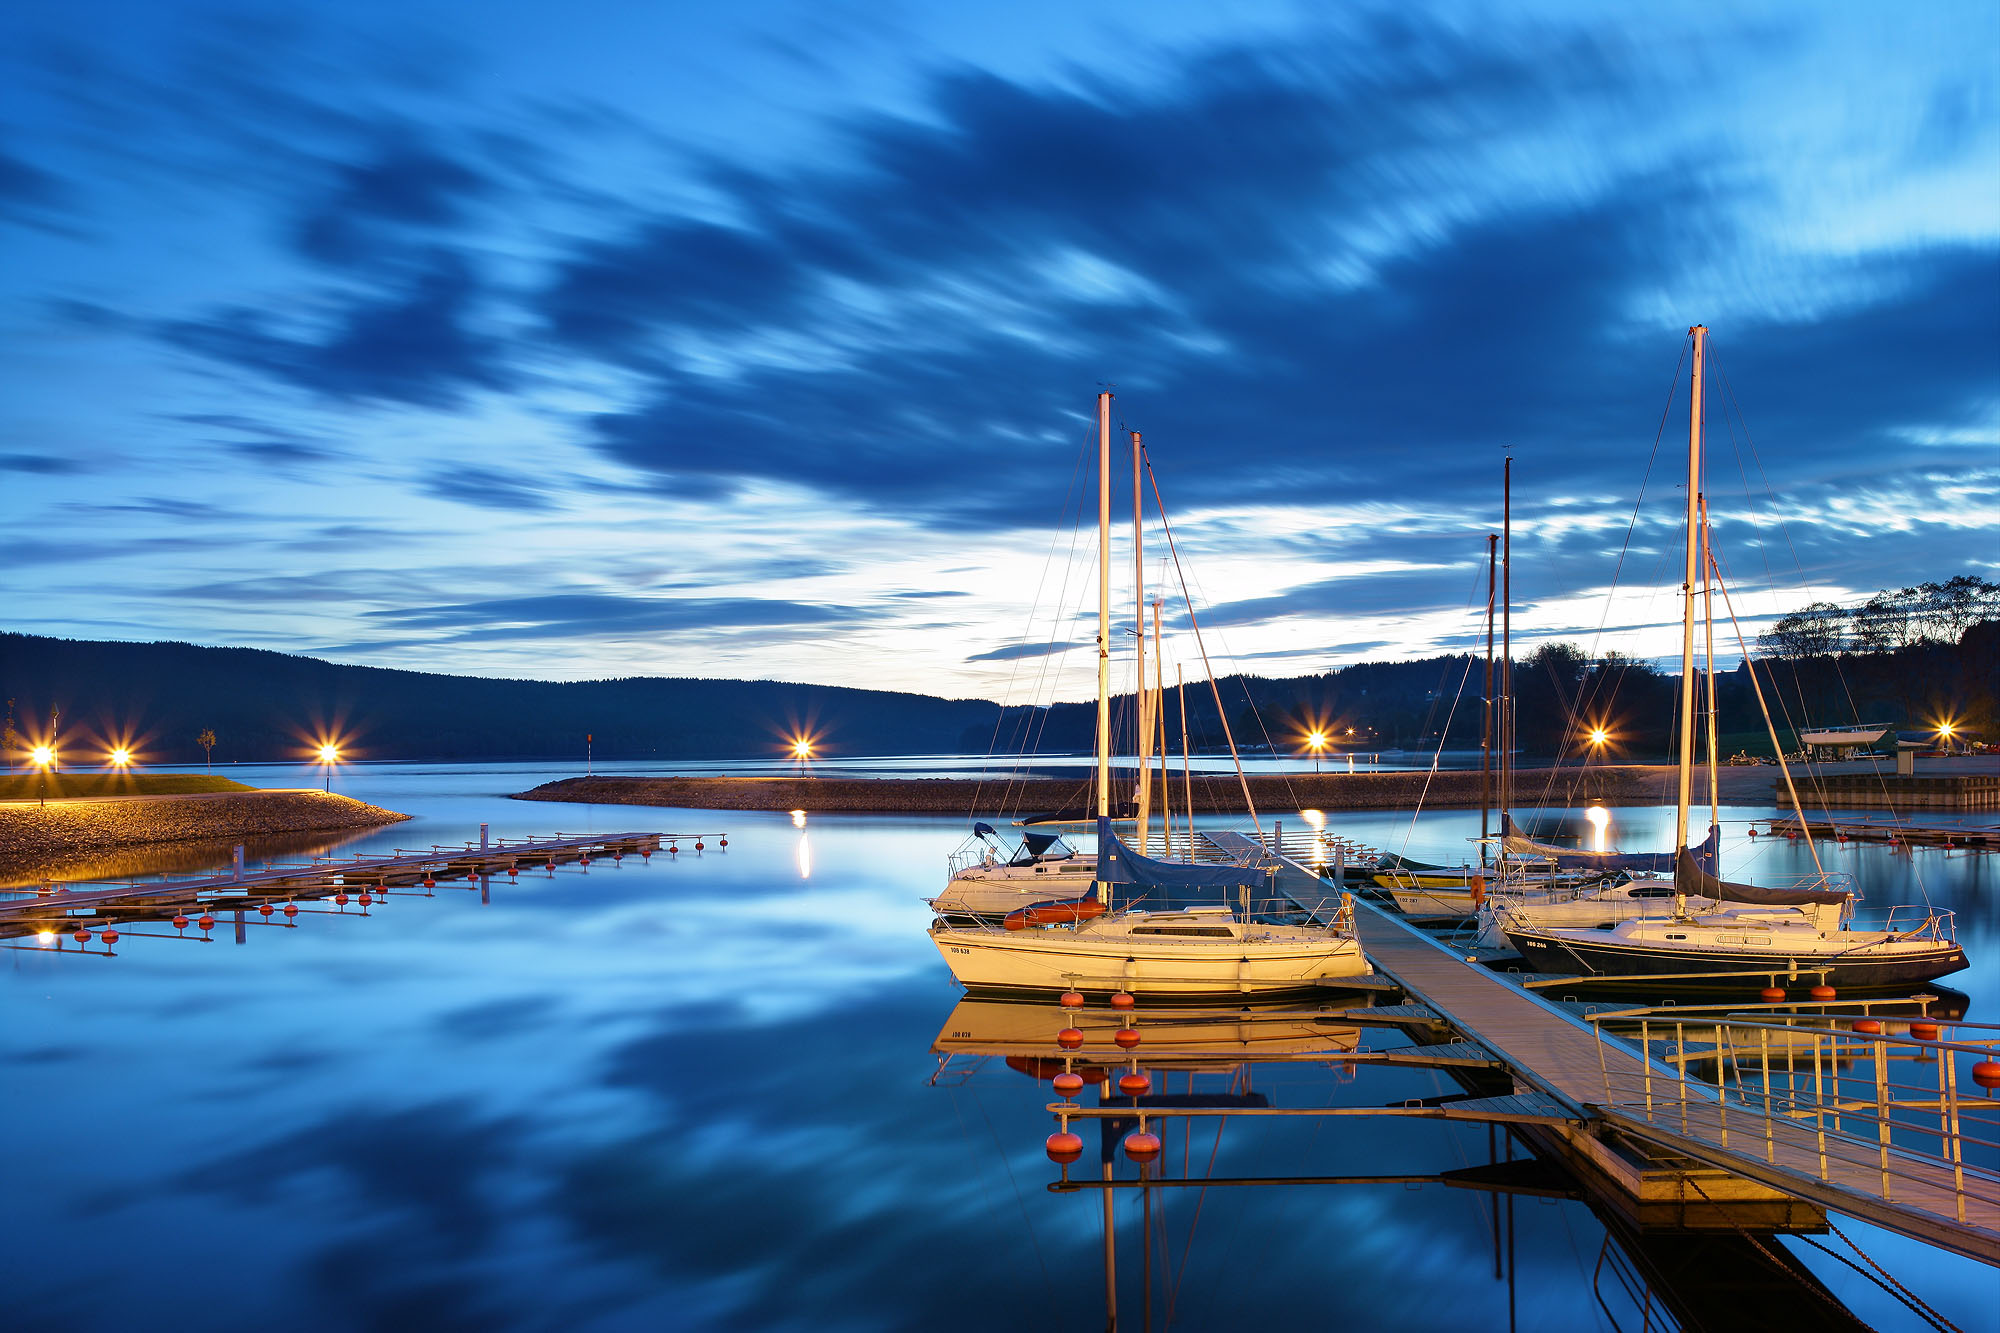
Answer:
[3,1,1995,699]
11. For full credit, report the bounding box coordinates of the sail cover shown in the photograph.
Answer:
[1097,817,1252,889]
[1675,848,1848,906]
[1502,815,1718,874]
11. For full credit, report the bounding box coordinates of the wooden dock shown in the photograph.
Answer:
[1348,897,2000,1265]
[1754,813,2000,848]
[0,830,713,938]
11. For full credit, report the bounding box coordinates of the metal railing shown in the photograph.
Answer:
[1588,1011,2000,1223]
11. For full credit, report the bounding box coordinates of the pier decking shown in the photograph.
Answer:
[1348,897,2000,1265]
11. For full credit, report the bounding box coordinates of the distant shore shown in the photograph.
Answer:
[0,789,410,884]
[515,766,1694,814]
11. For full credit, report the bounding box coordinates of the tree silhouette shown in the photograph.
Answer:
[1,698,16,775]
[197,728,217,773]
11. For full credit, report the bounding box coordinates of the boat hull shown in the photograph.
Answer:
[930,926,1370,997]
[1501,928,1967,991]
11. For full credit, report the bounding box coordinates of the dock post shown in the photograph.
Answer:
[480,823,489,852]
[234,909,246,945]
[233,845,244,883]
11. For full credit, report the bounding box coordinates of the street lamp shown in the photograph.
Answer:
[30,743,53,806]
[317,742,339,792]
[109,747,132,769]
[1587,726,1609,751]
[1306,729,1328,774]
[791,736,814,777]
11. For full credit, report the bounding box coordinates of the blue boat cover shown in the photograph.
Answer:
[1097,817,1259,889]
[972,822,998,838]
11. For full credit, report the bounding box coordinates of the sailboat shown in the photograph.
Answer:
[929,392,1371,997]
[1499,326,1967,991]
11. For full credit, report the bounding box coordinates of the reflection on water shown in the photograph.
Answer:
[0,824,380,889]
[1,771,1993,1331]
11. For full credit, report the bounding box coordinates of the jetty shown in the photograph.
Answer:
[0,828,722,941]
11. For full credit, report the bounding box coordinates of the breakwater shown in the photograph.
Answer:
[0,790,409,884]
[515,766,1673,814]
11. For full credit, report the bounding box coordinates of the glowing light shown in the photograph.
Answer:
[1306,730,1328,752]
[109,747,132,767]
[1299,808,1326,830]
[1587,727,1609,748]
[790,809,807,828]
[36,931,55,946]
[1937,721,1956,739]
[791,738,814,759]
[30,745,53,766]
[1584,804,1609,853]
[317,743,339,762]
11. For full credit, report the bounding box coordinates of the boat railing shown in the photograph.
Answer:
[1845,904,1958,942]
[1585,1010,2000,1219]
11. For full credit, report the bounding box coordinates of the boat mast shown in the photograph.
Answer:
[1700,492,1720,845]
[1482,532,1497,866]
[1675,327,1706,853]
[1501,458,1512,865]
[1133,430,1153,855]
[1152,597,1168,856]
[1096,392,1113,839]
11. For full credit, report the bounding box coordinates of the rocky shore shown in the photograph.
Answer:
[0,789,410,883]
[515,766,1684,814]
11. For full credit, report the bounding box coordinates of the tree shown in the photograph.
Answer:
[1914,575,2000,643]
[197,728,217,772]
[1851,590,1916,653]
[1,699,16,775]
[1759,602,1846,660]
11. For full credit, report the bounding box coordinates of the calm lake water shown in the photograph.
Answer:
[4,760,1995,1331]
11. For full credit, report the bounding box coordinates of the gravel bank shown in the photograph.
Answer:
[515,767,1675,814]
[0,789,409,881]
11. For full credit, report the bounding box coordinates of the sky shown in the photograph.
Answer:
[3,0,1996,703]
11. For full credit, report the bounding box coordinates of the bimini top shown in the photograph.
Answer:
[1503,815,1718,875]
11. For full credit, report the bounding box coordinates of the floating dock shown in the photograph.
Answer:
[1754,813,1999,848]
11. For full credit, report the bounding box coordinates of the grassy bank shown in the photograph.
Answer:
[0,773,255,801]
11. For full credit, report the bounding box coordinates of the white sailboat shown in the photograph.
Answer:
[929,391,1370,997]
[1499,326,1966,991]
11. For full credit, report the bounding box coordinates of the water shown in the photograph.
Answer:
[3,762,1994,1330]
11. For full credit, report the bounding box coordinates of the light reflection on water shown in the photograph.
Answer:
[0,764,1993,1330]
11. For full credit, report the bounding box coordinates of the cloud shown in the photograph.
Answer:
[419,464,562,512]
[965,640,1086,662]
[363,591,871,642]
[0,453,86,475]
[295,138,490,267]
[162,249,509,407]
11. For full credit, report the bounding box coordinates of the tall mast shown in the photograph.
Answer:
[1701,493,1720,844]
[1132,430,1152,854]
[1675,327,1706,852]
[1501,458,1512,855]
[1482,532,1497,865]
[1096,392,1113,827]
[1152,597,1168,856]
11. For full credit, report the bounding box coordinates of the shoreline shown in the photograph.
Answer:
[0,789,411,885]
[514,767,1693,814]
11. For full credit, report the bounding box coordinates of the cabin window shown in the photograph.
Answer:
[1666,933,1687,941]
[1131,926,1234,937]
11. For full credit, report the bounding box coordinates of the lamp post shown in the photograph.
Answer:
[1306,730,1327,774]
[1937,721,1956,755]
[792,737,813,777]
[30,744,52,806]
[317,742,339,793]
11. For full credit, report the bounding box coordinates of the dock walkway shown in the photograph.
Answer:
[1349,897,2000,1266]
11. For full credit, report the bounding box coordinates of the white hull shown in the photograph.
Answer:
[930,911,1370,996]
[933,856,1099,916]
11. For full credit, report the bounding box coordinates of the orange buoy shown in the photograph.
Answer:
[1747,827,1758,837]
[718,837,728,848]
[641,849,652,859]
[1118,1072,1151,1097]
[282,903,297,916]
[1968,1060,2000,1090]
[101,929,118,944]
[695,841,705,851]
[197,914,215,932]
[1787,830,1799,840]
[335,893,348,905]
[669,844,678,854]
[258,903,274,916]
[359,893,372,906]
[172,914,189,930]
[423,877,436,888]
[580,857,590,867]
[1809,984,1837,1002]
[1052,1072,1085,1097]
[1059,990,1086,1009]
[1110,991,1135,1010]
[1046,1132,1085,1164]
[1056,1027,1084,1050]
[1123,1131,1162,1162]
[1852,1019,1883,1035]
[73,929,92,944]
[1114,1028,1141,1050]
[1911,1022,1940,1041]
[1759,987,1786,1003]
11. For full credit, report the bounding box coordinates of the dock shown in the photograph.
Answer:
[1347,897,2000,1264]
[0,829,719,939]
[1754,813,2000,848]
